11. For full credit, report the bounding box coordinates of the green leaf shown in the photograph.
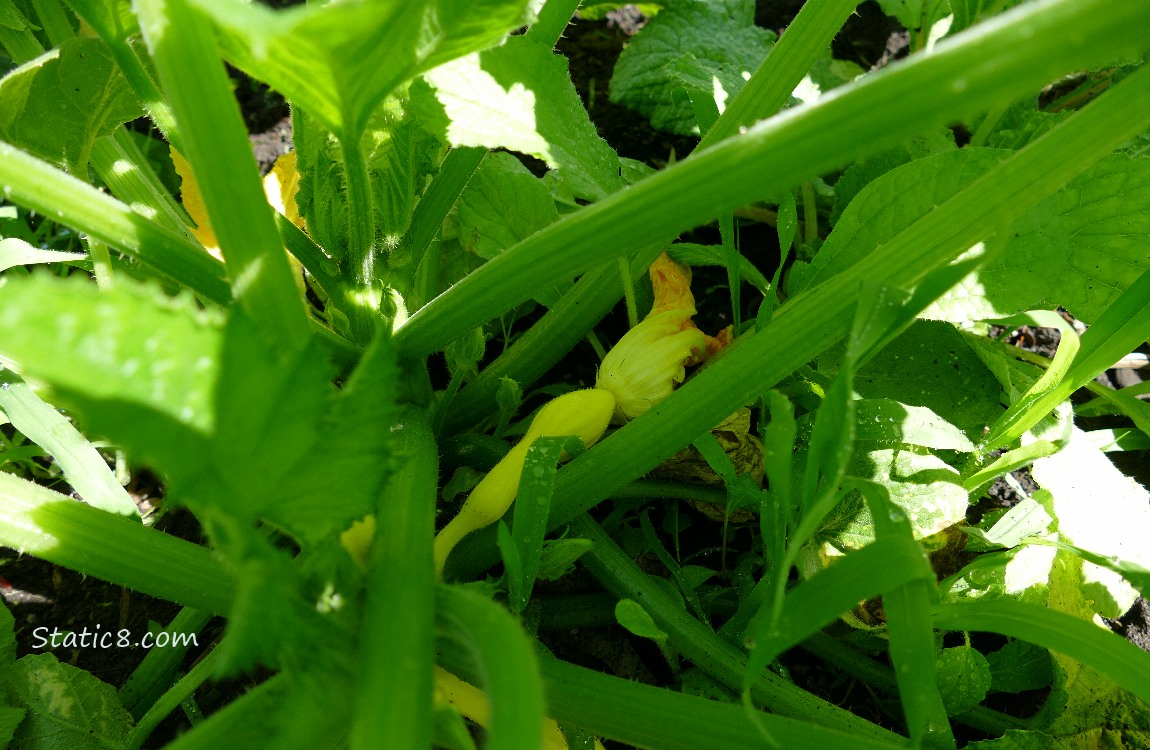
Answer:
[0,273,397,545]
[0,237,84,271]
[0,601,14,665]
[190,0,530,138]
[0,706,24,750]
[1030,427,1150,617]
[608,0,774,135]
[829,132,956,227]
[827,447,969,550]
[537,536,594,581]
[935,645,992,715]
[793,148,1008,295]
[457,152,559,261]
[7,653,134,749]
[837,320,1003,441]
[615,598,668,641]
[0,274,222,436]
[965,497,1053,549]
[0,0,38,33]
[0,36,141,173]
[854,399,976,451]
[929,156,1150,325]
[504,435,584,613]
[985,640,1053,693]
[424,36,624,201]
[964,729,1055,750]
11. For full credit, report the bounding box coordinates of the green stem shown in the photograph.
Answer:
[436,584,546,749]
[136,0,310,350]
[91,129,191,236]
[570,514,905,742]
[618,256,638,328]
[403,146,485,306]
[969,101,1010,148]
[30,0,72,45]
[351,408,437,750]
[119,607,214,720]
[127,645,221,749]
[0,142,230,304]
[0,472,232,613]
[340,133,376,287]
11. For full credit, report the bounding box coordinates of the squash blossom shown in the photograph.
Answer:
[596,252,732,422]
[433,388,615,577]
[171,147,307,295]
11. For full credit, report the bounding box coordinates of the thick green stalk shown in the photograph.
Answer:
[0,142,230,304]
[570,514,904,742]
[136,0,311,351]
[351,408,437,750]
[91,129,194,236]
[340,133,376,289]
[395,0,1150,360]
[0,472,232,613]
[403,146,485,307]
[440,638,905,750]
[447,57,1150,579]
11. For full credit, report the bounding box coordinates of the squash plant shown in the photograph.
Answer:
[2,0,1150,747]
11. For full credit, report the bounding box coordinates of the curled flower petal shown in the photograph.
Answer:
[596,309,706,422]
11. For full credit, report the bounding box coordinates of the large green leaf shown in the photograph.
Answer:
[826,320,1004,441]
[0,274,221,436]
[0,274,396,545]
[424,35,624,201]
[609,0,774,135]
[935,155,1150,324]
[190,0,531,138]
[1030,427,1150,617]
[6,654,134,749]
[792,148,1008,294]
[456,152,559,261]
[0,36,141,173]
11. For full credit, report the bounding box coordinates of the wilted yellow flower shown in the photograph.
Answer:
[597,252,732,422]
[596,308,705,422]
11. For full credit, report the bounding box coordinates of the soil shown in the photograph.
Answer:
[4,3,1149,748]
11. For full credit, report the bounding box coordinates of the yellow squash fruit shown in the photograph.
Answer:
[433,388,615,577]
[434,667,605,750]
